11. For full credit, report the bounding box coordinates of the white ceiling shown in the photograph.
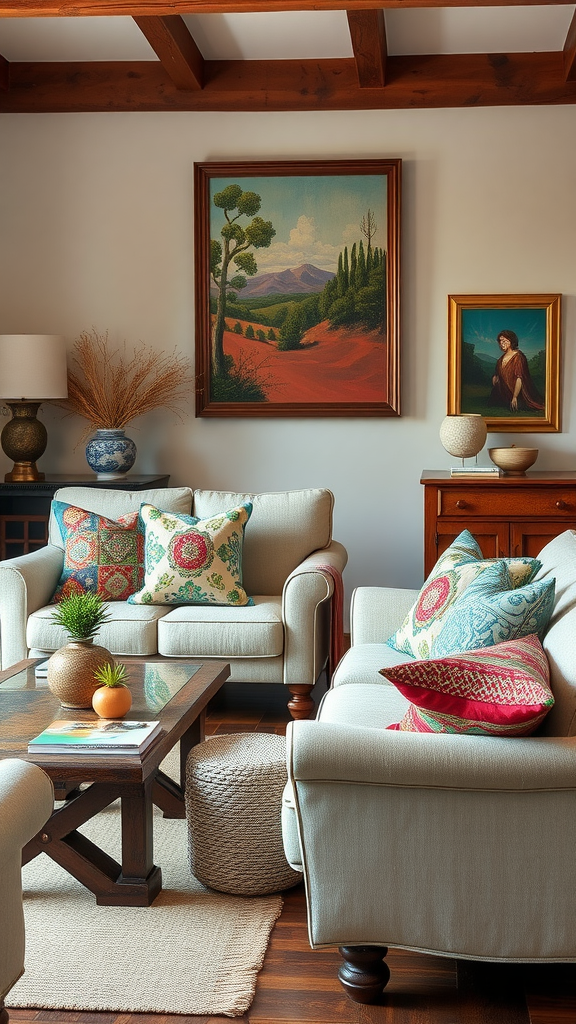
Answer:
[0,7,573,62]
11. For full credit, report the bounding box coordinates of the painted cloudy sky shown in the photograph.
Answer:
[209,174,388,276]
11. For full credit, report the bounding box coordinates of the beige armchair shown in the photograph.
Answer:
[0,485,347,719]
[0,759,54,1023]
[282,530,576,1001]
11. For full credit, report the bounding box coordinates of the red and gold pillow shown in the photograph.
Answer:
[382,634,553,736]
[52,500,144,602]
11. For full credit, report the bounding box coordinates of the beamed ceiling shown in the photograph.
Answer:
[0,2,575,113]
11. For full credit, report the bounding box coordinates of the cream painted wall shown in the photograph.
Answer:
[0,106,575,615]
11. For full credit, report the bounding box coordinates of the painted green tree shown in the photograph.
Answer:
[210,184,276,379]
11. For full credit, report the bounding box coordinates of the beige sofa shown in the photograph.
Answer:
[0,485,347,718]
[0,759,54,1023]
[282,529,576,1002]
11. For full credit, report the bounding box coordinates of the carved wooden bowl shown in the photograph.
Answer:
[488,446,539,476]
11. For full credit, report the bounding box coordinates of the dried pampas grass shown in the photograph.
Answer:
[61,329,192,433]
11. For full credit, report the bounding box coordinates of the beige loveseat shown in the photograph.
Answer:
[0,485,347,718]
[282,529,576,1001]
[0,759,53,1023]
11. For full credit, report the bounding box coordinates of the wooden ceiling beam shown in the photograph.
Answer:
[0,54,9,92]
[0,52,575,113]
[133,15,204,88]
[347,9,387,88]
[563,8,576,81]
[1,0,573,14]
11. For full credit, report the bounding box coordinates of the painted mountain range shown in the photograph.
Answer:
[237,263,335,298]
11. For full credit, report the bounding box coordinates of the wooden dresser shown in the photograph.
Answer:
[421,470,576,576]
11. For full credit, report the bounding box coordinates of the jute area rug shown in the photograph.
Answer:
[7,755,283,1017]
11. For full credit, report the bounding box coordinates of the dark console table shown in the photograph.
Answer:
[0,474,170,560]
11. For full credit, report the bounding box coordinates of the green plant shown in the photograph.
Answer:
[51,593,111,642]
[93,662,128,687]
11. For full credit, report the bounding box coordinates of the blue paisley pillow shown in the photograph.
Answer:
[128,502,253,606]
[431,561,555,658]
[387,530,541,660]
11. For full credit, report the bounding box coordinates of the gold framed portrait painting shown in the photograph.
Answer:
[447,294,561,432]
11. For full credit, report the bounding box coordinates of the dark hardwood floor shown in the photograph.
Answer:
[10,700,576,1024]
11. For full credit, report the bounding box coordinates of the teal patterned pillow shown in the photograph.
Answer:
[387,529,541,660]
[128,502,253,606]
[431,561,555,658]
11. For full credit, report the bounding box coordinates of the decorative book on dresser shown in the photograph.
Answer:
[421,470,576,577]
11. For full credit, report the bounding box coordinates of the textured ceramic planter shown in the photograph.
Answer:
[85,428,137,479]
[47,640,115,709]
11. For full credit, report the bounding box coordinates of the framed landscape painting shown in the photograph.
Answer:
[447,293,561,432]
[194,159,401,417]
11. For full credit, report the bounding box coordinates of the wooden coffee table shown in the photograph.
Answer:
[0,658,229,906]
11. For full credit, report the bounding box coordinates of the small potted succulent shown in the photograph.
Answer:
[92,662,132,719]
[47,593,114,709]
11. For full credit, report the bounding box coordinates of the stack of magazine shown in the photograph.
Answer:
[28,719,161,755]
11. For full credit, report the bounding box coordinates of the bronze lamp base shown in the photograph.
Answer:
[1,401,47,482]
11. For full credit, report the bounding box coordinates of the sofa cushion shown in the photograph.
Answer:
[192,489,333,596]
[158,597,283,658]
[51,501,144,602]
[332,642,413,688]
[49,486,193,547]
[431,562,555,658]
[533,530,576,737]
[382,634,554,736]
[318,680,411,728]
[27,602,169,656]
[129,503,253,607]
[387,530,540,660]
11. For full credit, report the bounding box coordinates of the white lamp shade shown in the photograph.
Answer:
[440,414,487,459]
[0,335,68,400]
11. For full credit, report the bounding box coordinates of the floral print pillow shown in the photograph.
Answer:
[128,502,253,606]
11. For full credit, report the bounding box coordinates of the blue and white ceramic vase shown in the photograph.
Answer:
[85,428,137,479]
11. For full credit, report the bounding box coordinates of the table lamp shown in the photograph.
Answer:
[0,335,68,482]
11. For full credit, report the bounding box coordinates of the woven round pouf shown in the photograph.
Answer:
[185,732,302,896]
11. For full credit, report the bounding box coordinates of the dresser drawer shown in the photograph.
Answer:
[437,487,576,519]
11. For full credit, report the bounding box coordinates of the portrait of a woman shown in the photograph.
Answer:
[489,329,545,412]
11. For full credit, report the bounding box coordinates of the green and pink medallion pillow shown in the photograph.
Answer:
[52,500,144,602]
[128,502,253,606]
[382,634,554,736]
[386,530,541,660]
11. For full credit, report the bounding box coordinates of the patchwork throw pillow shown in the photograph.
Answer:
[382,634,554,736]
[52,501,144,602]
[431,561,555,658]
[387,530,541,660]
[128,502,253,606]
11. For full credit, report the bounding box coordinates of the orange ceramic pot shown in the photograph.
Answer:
[92,684,133,719]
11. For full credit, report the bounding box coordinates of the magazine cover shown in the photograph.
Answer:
[28,719,161,753]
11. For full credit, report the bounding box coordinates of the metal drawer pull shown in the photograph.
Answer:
[556,500,567,510]
[455,500,467,509]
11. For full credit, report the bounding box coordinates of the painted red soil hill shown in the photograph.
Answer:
[223,319,387,404]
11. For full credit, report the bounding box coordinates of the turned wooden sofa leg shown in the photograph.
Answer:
[338,945,391,1003]
[1,997,10,1024]
[287,684,315,720]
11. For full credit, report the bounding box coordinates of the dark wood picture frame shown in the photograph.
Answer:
[447,293,561,433]
[194,159,401,418]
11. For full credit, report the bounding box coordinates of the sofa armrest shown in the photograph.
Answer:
[286,722,576,954]
[0,545,63,669]
[350,586,418,645]
[288,720,576,790]
[282,541,348,688]
[0,760,53,1002]
[0,759,54,857]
